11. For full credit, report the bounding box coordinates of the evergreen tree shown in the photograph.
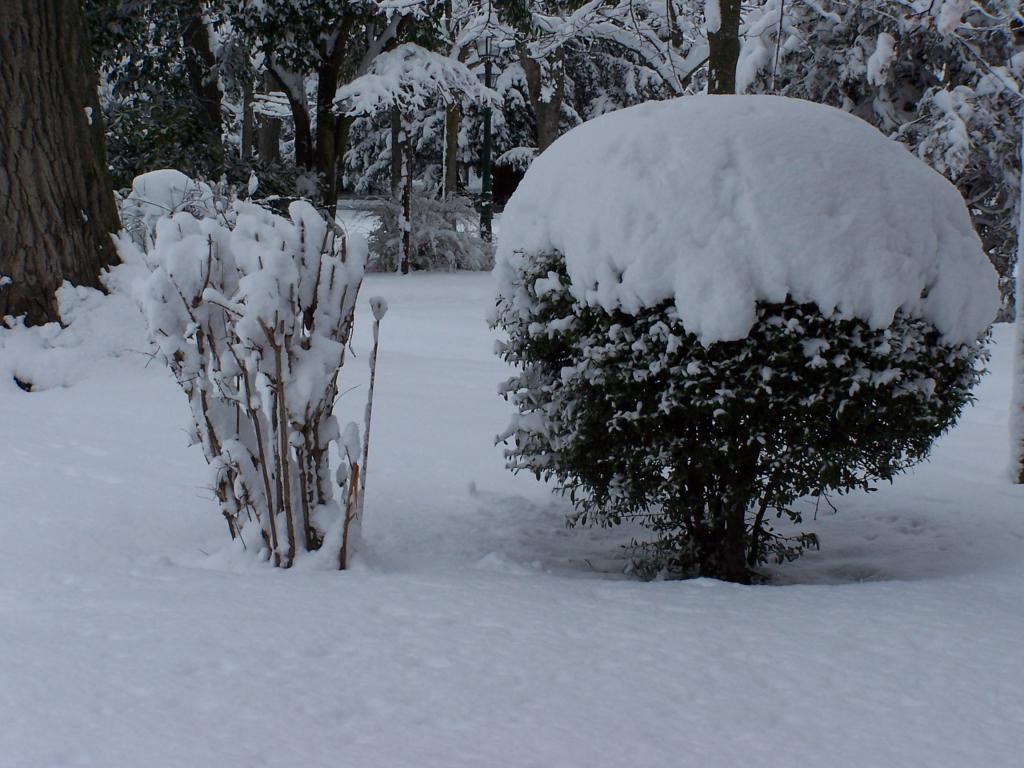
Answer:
[84,0,226,187]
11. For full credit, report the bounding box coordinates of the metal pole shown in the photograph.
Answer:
[480,41,493,242]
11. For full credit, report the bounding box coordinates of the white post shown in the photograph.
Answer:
[360,297,388,512]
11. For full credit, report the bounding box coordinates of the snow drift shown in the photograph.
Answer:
[496,95,999,344]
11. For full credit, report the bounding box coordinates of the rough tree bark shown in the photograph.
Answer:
[706,0,742,95]
[0,0,120,326]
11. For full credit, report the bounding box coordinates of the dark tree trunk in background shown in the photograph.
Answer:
[706,0,742,95]
[519,48,564,153]
[444,105,459,198]
[257,71,281,164]
[0,0,120,326]
[401,124,413,275]
[241,78,254,161]
[270,66,314,170]
[180,0,222,156]
[442,0,460,198]
[390,107,403,199]
[314,31,351,216]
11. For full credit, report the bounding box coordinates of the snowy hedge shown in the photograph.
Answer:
[493,96,999,582]
[120,177,375,569]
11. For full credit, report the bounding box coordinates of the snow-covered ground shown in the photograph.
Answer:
[2,273,1022,767]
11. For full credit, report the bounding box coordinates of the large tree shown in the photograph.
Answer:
[0,0,120,326]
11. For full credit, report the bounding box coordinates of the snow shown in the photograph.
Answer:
[867,32,896,86]
[496,96,999,345]
[2,272,1023,766]
[122,169,217,241]
[936,0,969,36]
[334,43,496,117]
[705,0,721,35]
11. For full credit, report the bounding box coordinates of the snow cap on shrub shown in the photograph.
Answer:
[496,95,998,344]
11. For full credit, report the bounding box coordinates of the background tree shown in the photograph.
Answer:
[705,0,740,94]
[739,0,1023,319]
[1,0,120,326]
[84,0,226,187]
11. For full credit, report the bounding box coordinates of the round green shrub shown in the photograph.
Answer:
[494,252,988,582]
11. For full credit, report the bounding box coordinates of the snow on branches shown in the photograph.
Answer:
[122,183,373,568]
[334,42,498,117]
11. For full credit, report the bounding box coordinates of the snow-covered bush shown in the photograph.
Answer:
[124,194,371,568]
[118,169,219,252]
[367,193,494,273]
[493,96,999,582]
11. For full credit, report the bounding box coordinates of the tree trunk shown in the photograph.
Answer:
[723,504,751,584]
[519,48,564,153]
[1012,103,1024,484]
[444,104,459,198]
[315,62,342,214]
[401,127,413,275]
[706,0,742,95]
[442,0,460,198]
[390,106,403,199]
[0,0,120,326]
[313,23,353,215]
[257,71,281,164]
[269,66,314,170]
[241,77,254,161]
[180,0,222,157]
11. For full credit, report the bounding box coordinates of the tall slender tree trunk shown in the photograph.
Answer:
[401,124,414,275]
[315,62,342,214]
[444,105,459,198]
[390,107,403,199]
[313,23,353,215]
[180,0,222,161]
[269,66,314,170]
[442,0,460,197]
[241,77,255,161]
[257,71,281,164]
[0,0,120,326]
[1012,103,1024,484]
[706,0,742,95]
